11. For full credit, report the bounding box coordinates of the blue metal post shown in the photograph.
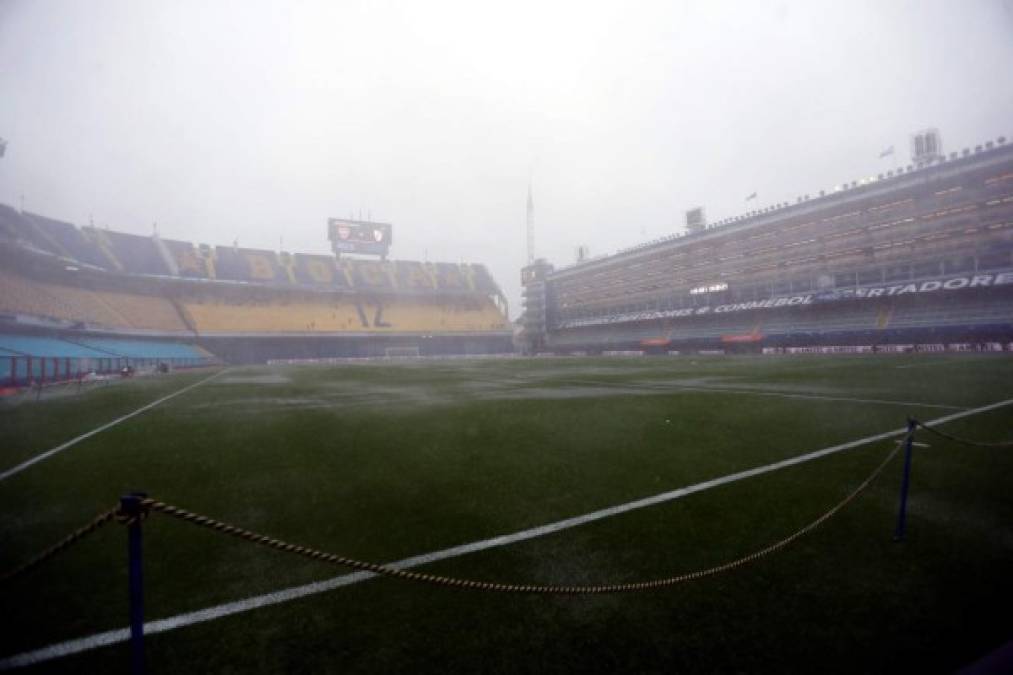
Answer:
[121,493,147,675]
[893,419,917,541]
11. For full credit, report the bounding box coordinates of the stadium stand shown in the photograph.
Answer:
[0,270,189,332]
[0,199,513,366]
[27,214,111,268]
[0,269,129,328]
[0,334,113,358]
[162,238,211,279]
[100,229,172,276]
[181,296,506,334]
[291,253,347,287]
[215,246,286,284]
[0,203,26,243]
[69,337,212,360]
[549,292,1013,352]
[523,135,1013,353]
[94,290,188,332]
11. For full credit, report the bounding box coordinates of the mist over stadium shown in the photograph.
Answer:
[1,2,1012,674]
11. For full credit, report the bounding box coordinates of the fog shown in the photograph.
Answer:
[1,0,1011,317]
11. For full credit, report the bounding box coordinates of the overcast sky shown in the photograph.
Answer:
[1,0,1011,316]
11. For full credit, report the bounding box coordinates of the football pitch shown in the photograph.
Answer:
[1,354,1011,673]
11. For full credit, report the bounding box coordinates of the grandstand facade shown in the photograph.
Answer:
[522,135,1013,353]
[0,207,512,377]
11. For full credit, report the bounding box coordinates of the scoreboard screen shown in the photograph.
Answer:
[328,218,393,256]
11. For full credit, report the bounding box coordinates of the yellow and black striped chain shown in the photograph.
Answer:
[2,440,904,593]
[913,420,1013,448]
[138,442,902,595]
[0,507,119,584]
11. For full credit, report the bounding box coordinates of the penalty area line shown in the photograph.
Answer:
[0,369,228,483]
[2,395,1011,670]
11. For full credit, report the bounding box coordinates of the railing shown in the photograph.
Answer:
[1,355,217,389]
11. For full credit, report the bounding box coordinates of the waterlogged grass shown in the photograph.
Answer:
[0,355,1011,673]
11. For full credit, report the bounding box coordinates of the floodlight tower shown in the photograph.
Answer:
[526,183,535,265]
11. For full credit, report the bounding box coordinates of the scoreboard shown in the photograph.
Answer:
[328,218,393,257]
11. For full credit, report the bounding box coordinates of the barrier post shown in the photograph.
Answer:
[893,418,917,542]
[120,492,147,675]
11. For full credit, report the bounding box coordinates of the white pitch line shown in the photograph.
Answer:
[894,360,968,370]
[654,385,966,410]
[0,369,227,483]
[2,396,1011,671]
[568,378,966,411]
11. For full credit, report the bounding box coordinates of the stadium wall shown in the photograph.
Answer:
[197,333,513,364]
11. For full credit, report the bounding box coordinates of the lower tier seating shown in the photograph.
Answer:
[181,296,507,333]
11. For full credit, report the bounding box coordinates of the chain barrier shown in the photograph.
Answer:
[913,420,1013,448]
[2,442,901,594]
[0,506,119,584]
[139,443,901,595]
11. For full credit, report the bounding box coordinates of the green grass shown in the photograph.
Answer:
[1,354,1011,673]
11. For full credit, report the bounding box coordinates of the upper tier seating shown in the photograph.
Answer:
[291,254,347,287]
[99,229,171,276]
[27,214,110,268]
[2,205,505,299]
[0,203,24,241]
[215,246,286,283]
[162,239,211,278]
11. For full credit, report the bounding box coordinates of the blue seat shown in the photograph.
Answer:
[0,334,112,358]
[71,338,207,360]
